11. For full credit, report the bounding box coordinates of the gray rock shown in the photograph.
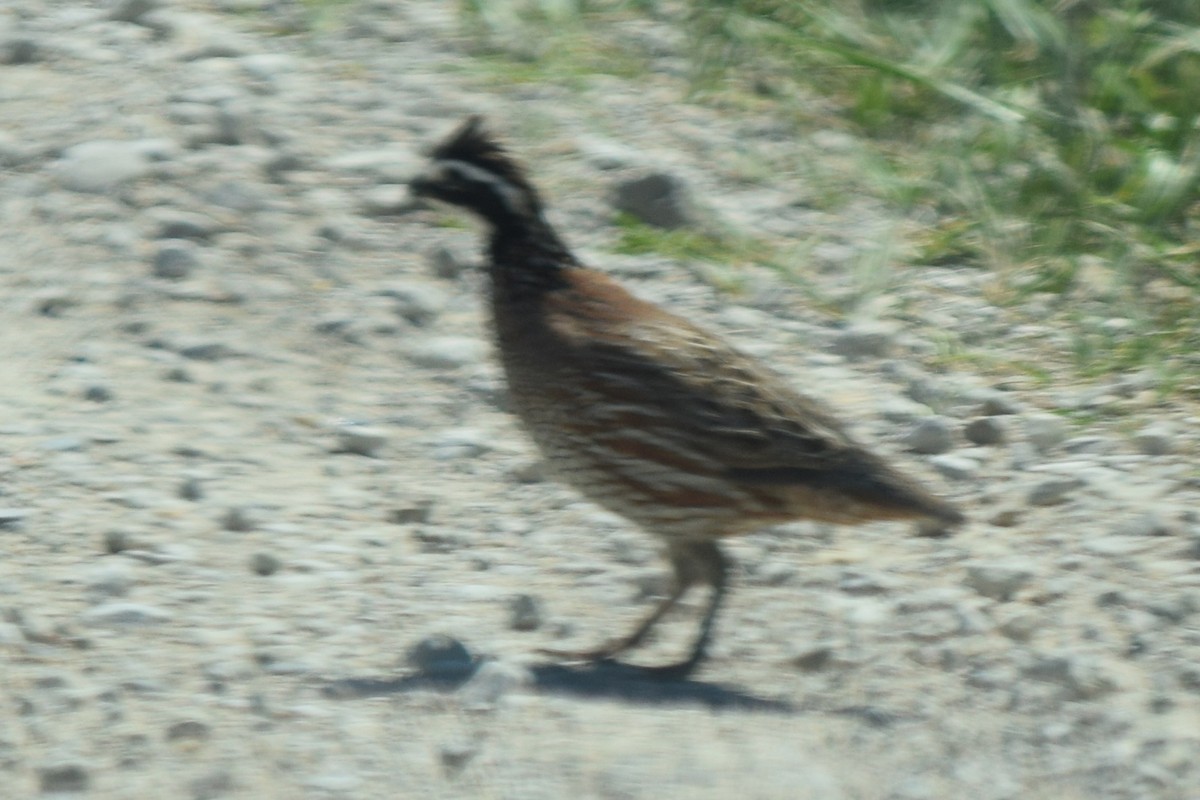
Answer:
[1132,423,1175,456]
[84,562,136,597]
[612,172,697,229]
[904,417,955,455]
[38,762,90,793]
[1023,653,1117,699]
[427,245,468,280]
[359,184,409,216]
[178,341,236,361]
[377,283,445,326]
[831,322,897,360]
[179,477,204,501]
[166,719,212,743]
[0,34,39,65]
[220,507,256,532]
[110,0,160,23]
[430,428,493,460]
[250,552,282,576]
[1027,477,1081,506]
[1024,413,1067,454]
[0,507,33,527]
[963,416,1006,446]
[152,241,201,280]
[55,140,159,193]
[405,635,475,678]
[83,384,114,402]
[508,594,541,631]
[927,454,978,480]
[406,337,487,370]
[787,643,835,671]
[81,602,173,626]
[964,562,1034,601]
[334,424,389,457]
[1110,511,1175,538]
[387,501,434,525]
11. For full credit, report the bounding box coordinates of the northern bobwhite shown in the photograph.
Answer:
[410,117,963,677]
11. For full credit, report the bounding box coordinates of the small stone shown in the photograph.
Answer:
[110,0,160,23]
[787,643,834,671]
[1024,414,1067,454]
[152,241,200,280]
[994,608,1038,641]
[190,769,235,800]
[56,140,156,193]
[0,507,33,527]
[250,552,282,576]
[612,172,697,229]
[166,719,211,743]
[179,478,204,501]
[927,454,978,480]
[428,245,468,280]
[81,602,173,626]
[831,322,897,360]
[438,741,478,776]
[406,337,486,370]
[963,417,1006,446]
[376,283,445,327]
[1111,511,1175,538]
[387,501,433,525]
[508,594,541,631]
[1132,424,1174,456]
[0,34,39,65]
[964,562,1034,601]
[904,417,955,455]
[431,429,493,460]
[102,529,135,554]
[334,424,389,457]
[978,391,1021,415]
[221,507,255,532]
[1027,478,1081,507]
[988,507,1023,527]
[178,342,235,361]
[38,762,90,793]
[359,184,409,216]
[83,384,114,403]
[405,635,475,679]
[85,562,136,597]
[1023,654,1117,699]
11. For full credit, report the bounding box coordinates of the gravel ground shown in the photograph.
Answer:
[2,2,1199,798]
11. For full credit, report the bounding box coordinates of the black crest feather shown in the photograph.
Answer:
[428,116,541,209]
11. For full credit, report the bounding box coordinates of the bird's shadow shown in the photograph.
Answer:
[322,658,792,713]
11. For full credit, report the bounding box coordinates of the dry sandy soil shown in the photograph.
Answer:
[1,2,1198,798]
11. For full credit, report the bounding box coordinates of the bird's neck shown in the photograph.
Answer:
[487,217,574,301]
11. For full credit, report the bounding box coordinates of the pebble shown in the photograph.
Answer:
[507,594,541,631]
[152,241,201,280]
[377,282,445,326]
[1024,414,1067,454]
[0,507,33,527]
[831,321,897,360]
[611,171,697,229]
[904,417,955,455]
[80,602,173,626]
[405,635,475,679]
[927,454,978,480]
[250,552,282,576]
[333,423,389,457]
[1132,424,1174,456]
[55,139,162,193]
[221,507,256,532]
[1027,478,1082,506]
[1023,653,1117,700]
[963,416,1006,446]
[427,245,469,280]
[406,337,487,370]
[38,762,90,793]
[963,562,1034,601]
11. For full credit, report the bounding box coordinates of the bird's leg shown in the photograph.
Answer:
[541,539,729,679]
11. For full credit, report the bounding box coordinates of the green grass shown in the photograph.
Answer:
[451,0,1200,394]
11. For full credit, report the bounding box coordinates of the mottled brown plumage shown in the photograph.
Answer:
[411,117,963,676]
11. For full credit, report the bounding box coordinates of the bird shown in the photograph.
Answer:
[409,116,964,678]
